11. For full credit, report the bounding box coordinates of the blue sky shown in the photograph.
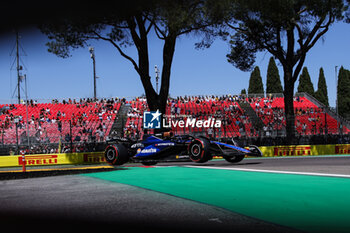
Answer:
[0,21,349,107]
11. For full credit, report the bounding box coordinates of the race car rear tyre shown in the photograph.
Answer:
[223,154,245,163]
[105,144,129,165]
[188,138,212,163]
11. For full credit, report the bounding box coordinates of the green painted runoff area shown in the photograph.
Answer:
[84,166,350,233]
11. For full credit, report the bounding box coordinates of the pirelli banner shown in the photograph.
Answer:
[259,144,350,157]
[0,152,104,168]
[1,144,350,168]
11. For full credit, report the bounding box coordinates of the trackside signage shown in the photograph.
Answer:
[1,145,350,168]
[0,152,104,168]
[335,145,350,154]
[83,153,105,163]
[273,146,311,156]
[143,110,221,129]
[18,155,58,165]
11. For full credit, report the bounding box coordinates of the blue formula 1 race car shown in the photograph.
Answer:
[104,132,262,166]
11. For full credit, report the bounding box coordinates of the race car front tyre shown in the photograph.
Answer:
[188,138,212,163]
[223,154,245,163]
[105,144,129,165]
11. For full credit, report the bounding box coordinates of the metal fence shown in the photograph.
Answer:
[0,119,114,155]
[124,105,350,147]
[1,93,350,155]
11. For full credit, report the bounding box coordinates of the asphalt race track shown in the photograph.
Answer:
[184,155,350,176]
[1,155,350,233]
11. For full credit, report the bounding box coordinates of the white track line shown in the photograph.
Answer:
[245,155,350,160]
[184,165,350,178]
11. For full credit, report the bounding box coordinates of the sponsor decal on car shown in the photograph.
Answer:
[176,155,189,159]
[155,142,175,146]
[131,143,145,149]
[138,148,158,154]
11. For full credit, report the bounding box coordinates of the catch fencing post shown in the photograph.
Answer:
[21,150,26,172]
[70,120,73,152]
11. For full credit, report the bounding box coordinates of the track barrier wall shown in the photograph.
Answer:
[1,144,350,168]
[259,144,350,157]
[0,152,104,168]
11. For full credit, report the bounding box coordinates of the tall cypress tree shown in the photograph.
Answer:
[337,66,350,118]
[314,67,329,106]
[266,57,283,94]
[297,67,315,97]
[248,66,264,95]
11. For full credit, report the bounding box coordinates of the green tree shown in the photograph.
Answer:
[266,57,283,94]
[248,66,264,94]
[297,67,315,97]
[337,66,350,118]
[240,89,247,95]
[314,67,329,106]
[40,0,209,118]
[211,0,346,141]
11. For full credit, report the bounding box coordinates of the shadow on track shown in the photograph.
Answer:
[188,162,262,167]
[0,167,127,180]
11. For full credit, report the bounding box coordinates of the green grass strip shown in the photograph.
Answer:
[84,166,350,233]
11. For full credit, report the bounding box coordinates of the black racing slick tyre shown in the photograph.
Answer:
[105,144,129,165]
[188,138,212,163]
[223,154,245,163]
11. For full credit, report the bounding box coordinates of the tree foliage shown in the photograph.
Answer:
[223,0,345,73]
[39,0,349,136]
[337,66,350,118]
[297,67,315,97]
[248,66,264,94]
[40,0,210,116]
[266,57,283,94]
[314,67,329,106]
[208,0,347,140]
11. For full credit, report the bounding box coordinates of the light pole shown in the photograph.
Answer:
[22,74,29,147]
[16,31,24,104]
[89,47,97,100]
[155,65,160,94]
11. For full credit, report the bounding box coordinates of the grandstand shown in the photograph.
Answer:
[0,98,121,154]
[0,93,349,155]
[123,93,350,141]
[249,95,348,136]
[124,95,255,139]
